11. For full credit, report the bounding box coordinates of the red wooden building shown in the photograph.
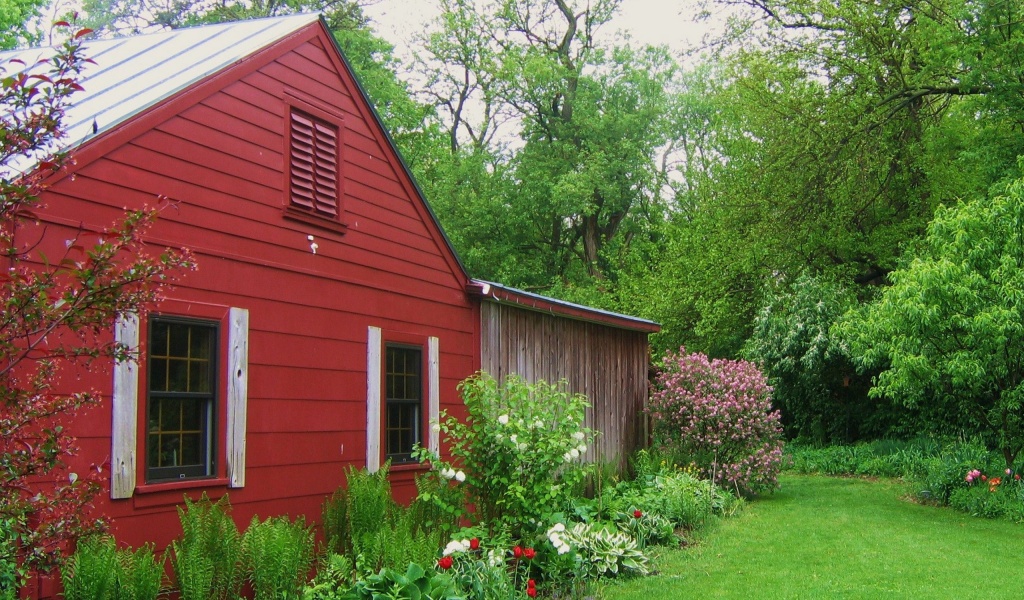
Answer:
[0,14,659,581]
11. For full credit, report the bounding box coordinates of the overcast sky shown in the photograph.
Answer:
[362,0,712,58]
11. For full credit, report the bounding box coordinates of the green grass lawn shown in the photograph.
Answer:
[601,474,1024,599]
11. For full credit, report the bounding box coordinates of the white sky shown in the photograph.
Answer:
[362,0,713,58]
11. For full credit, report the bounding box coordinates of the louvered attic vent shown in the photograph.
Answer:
[289,109,339,218]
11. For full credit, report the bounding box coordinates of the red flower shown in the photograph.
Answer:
[470,537,480,550]
[524,547,536,560]
[513,545,523,558]
[438,556,453,570]
[982,475,988,482]
[633,510,643,519]
[1017,474,1021,481]
[528,579,536,588]
[527,588,537,598]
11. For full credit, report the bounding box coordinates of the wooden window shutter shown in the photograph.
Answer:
[366,326,382,473]
[428,337,440,454]
[290,109,339,218]
[111,313,140,499]
[226,307,249,488]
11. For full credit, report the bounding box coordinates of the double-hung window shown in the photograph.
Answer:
[366,328,439,473]
[385,345,422,463]
[146,318,217,482]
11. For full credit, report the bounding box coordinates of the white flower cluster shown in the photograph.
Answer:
[440,467,466,482]
[497,414,509,425]
[486,549,504,567]
[563,441,588,462]
[546,522,570,555]
[443,539,472,556]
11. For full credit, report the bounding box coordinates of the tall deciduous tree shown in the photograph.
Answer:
[1,26,193,579]
[838,174,1024,466]
[418,0,676,294]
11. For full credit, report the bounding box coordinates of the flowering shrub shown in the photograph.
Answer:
[649,349,784,495]
[422,373,594,538]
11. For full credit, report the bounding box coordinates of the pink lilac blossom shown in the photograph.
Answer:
[649,348,784,495]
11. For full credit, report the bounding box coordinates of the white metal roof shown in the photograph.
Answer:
[0,13,319,176]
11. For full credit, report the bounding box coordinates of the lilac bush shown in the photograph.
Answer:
[649,348,784,495]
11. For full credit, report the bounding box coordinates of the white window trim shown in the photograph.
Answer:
[110,307,249,497]
[366,329,439,472]
[111,313,140,499]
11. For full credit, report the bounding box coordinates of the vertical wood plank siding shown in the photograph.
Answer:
[480,302,649,470]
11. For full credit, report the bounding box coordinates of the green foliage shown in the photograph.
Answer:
[744,273,904,443]
[598,453,740,535]
[0,517,23,599]
[408,470,464,540]
[170,494,243,600]
[557,523,648,579]
[242,515,315,600]
[839,175,1024,466]
[425,373,594,539]
[60,536,162,600]
[321,486,350,557]
[300,553,354,600]
[324,463,443,577]
[342,563,461,600]
[61,536,116,600]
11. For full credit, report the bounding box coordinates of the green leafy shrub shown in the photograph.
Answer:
[170,494,243,600]
[649,349,784,495]
[744,273,901,443]
[425,373,594,538]
[409,470,465,539]
[0,517,24,600]
[60,536,162,600]
[242,515,314,600]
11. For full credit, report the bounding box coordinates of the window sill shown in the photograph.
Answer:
[132,477,230,508]
[388,461,429,474]
[283,206,348,235]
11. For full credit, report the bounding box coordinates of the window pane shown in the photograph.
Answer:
[189,360,211,393]
[159,397,181,432]
[167,359,188,392]
[168,323,190,357]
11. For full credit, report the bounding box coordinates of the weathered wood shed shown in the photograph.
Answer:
[472,281,659,471]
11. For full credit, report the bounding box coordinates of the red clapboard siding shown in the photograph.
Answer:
[27,20,481,575]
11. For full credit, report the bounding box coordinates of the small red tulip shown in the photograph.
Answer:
[524,547,536,560]
[633,510,643,519]
[527,588,537,598]
[1017,474,1021,481]
[513,545,523,558]
[982,475,988,482]
[438,556,453,570]
[470,537,480,550]
[528,579,536,588]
